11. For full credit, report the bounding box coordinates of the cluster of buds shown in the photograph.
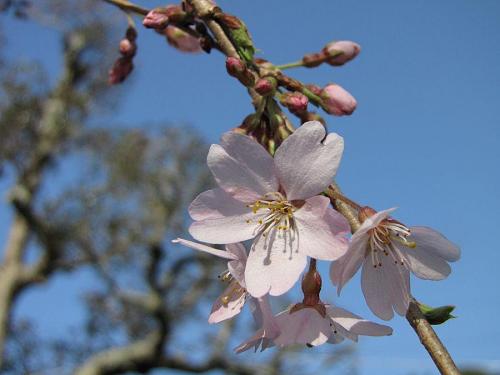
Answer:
[144,4,208,53]
[108,26,137,85]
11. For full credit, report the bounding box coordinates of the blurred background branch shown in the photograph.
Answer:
[0,1,356,374]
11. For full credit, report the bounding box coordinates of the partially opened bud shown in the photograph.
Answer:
[280,92,308,114]
[255,76,277,96]
[165,26,202,53]
[320,83,357,116]
[323,40,361,66]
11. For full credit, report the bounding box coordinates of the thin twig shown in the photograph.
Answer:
[103,0,149,16]
[406,300,460,374]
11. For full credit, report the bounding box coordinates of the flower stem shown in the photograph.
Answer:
[406,299,460,375]
[103,0,149,16]
[326,186,362,211]
[275,60,304,70]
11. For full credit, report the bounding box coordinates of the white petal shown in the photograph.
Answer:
[410,227,460,262]
[189,188,250,220]
[274,308,331,347]
[293,196,349,261]
[329,234,367,293]
[245,229,307,297]
[189,211,265,244]
[274,121,344,200]
[382,254,411,316]
[208,132,278,198]
[361,257,394,321]
[403,226,460,280]
[226,243,247,286]
[208,281,246,323]
[172,238,238,260]
[326,306,393,338]
[361,254,411,320]
[363,207,397,231]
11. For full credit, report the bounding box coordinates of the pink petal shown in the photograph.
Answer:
[363,207,397,230]
[208,281,246,324]
[361,255,410,320]
[189,188,250,220]
[235,296,279,353]
[188,210,265,244]
[383,254,411,316]
[410,227,460,262]
[361,258,394,320]
[274,308,331,347]
[402,226,460,280]
[172,238,238,260]
[274,121,344,201]
[208,132,278,198]
[326,306,393,339]
[329,234,367,294]
[245,229,307,297]
[294,196,349,261]
[226,243,247,287]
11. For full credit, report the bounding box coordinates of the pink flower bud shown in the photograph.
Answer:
[119,39,136,57]
[255,76,277,96]
[320,84,357,116]
[225,57,254,87]
[164,26,202,53]
[280,92,308,114]
[143,8,170,29]
[226,56,245,75]
[323,40,361,66]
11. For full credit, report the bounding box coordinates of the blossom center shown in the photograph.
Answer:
[246,192,296,235]
[368,220,415,268]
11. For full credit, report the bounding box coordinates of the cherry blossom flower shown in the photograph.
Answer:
[236,303,391,351]
[188,121,350,297]
[172,238,249,323]
[330,207,461,320]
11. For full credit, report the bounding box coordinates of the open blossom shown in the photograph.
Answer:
[236,303,391,351]
[330,207,461,320]
[172,239,249,323]
[188,121,350,297]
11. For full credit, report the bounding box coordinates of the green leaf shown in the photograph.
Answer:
[418,302,456,325]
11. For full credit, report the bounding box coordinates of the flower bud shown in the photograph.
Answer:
[280,92,308,114]
[119,39,136,57]
[108,57,133,85]
[165,26,202,53]
[323,40,361,66]
[320,83,357,116]
[226,57,254,87]
[143,7,170,29]
[255,76,277,96]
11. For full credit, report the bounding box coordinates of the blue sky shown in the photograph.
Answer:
[2,1,500,374]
